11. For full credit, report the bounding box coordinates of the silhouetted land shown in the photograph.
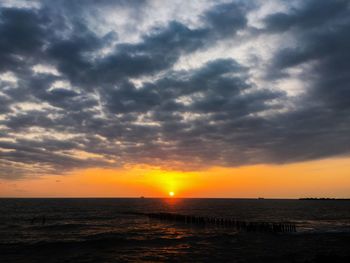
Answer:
[299,198,350,200]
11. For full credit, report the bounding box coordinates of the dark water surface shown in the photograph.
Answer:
[1,198,350,262]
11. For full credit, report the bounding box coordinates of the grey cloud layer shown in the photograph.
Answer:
[0,0,349,178]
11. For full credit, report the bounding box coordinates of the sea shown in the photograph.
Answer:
[1,198,350,262]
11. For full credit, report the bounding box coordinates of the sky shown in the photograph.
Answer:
[0,0,349,198]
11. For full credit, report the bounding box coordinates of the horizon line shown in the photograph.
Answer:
[1,196,349,199]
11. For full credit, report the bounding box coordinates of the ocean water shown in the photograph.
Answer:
[1,198,350,262]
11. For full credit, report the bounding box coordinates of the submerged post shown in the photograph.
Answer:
[135,212,297,233]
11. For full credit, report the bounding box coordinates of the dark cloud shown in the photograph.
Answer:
[50,1,249,87]
[0,92,11,113]
[263,0,350,162]
[0,0,350,179]
[204,1,249,36]
[264,0,349,32]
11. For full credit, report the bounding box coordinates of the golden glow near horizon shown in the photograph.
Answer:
[169,191,175,197]
[0,156,350,198]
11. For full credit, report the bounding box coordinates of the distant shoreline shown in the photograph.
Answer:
[299,198,350,201]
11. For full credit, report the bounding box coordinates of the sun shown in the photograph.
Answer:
[169,191,175,197]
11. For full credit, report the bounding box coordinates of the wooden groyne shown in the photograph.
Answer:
[130,212,296,233]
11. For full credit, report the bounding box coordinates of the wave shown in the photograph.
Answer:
[28,223,92,230]
[0,233,203,250]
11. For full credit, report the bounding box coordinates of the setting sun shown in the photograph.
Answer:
[169,191,175,197]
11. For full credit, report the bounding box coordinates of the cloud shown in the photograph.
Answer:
[0,0,350,179]
[262,0,350,161]
[264,0,348,32]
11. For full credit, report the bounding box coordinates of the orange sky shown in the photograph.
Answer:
[1,156,349,198]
